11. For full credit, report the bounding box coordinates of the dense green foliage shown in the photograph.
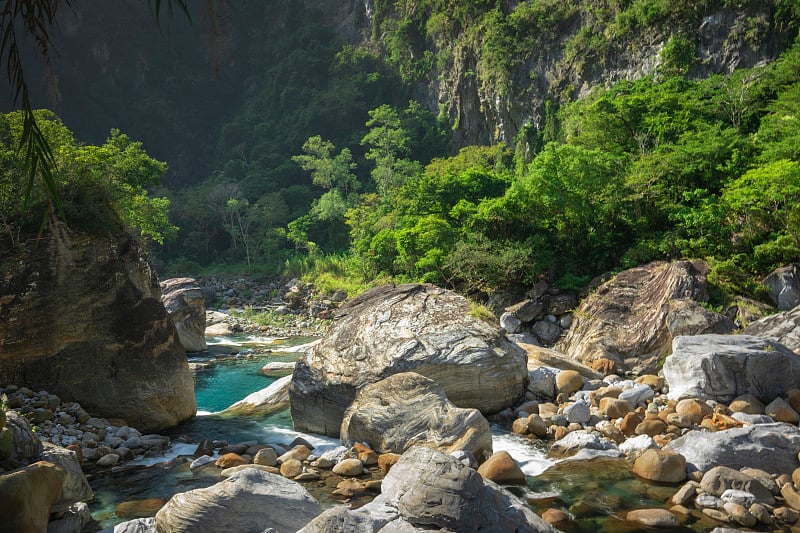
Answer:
[0,110,175,247]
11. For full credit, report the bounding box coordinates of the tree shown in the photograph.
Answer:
[361,104,422,196]
[292,135,358,194]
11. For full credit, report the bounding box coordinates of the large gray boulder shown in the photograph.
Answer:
[290,284,528,436]
[40,442,93,513]
[666,423,800,474]
[160,278,207,352]
[154,468,322,533]
[340,372,493,462]
[663,334,800,403]
[744,305,800,354]
[763,263,800,310]
[556,261,730,374]
[299,446,559,532]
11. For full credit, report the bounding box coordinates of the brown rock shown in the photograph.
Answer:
[555,370,583,396]
[590,358,617,376]
[378,453,401,473]
[635,374,665,390]
[65,444,83,464]
[766,397,800,423]
[626,508,679,528]
[783,482,800,511]
[589,386,622,406]
[775,505,799,524]
[0,461,65,533]
[552,426,569,441]
[332,458,364,477]
[528,414,549,438]
[278,445,311,463]
[675,398,712,424]
[635,419,667,437]
[215,453,247,469]
[512,418,530,435]
[115,498,166,519]
[541,508,569,525]
[476,451,526,485]
[632,449,686,483]
[787,389,800,413]
[620,412,643,436]
[729,393,765,414]
[280,459,304,479]
[599,397,632,419]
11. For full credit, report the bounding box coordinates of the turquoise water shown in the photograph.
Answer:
[193,356,278,413]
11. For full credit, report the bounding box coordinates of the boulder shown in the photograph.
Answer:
[220,375,291,416]
[160,278,207,352]
[155,469,322,532]
[373,446,558,532]
[40,442,93,513]
[700,466,774,505]
[625,509,679,528]
[556,260,713,374]
[666,423,800,474]
[632,449,686,483]
[340,372,493,461]
[476,451,526,485]
[0,461,65,533]
[664,334,800,403]
[5,410,42,463]
[0,227,196,432]
[763,263,800,310]
[744,304,800,353]
[290,284,528,436]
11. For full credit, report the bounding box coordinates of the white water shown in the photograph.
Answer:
[491,428,554,476]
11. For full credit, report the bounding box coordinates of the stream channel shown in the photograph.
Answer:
[88,334,711,532]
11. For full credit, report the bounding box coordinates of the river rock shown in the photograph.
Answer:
[155,469,322,532]
[476,451,526,485]
[116,498,167,519]
[666,423,800,474]
[340,372,493,461]
[0,227,196,432]
[625,508,679,528]
[664,334,800,403]
[377,446,558,532]
[0,461,65,533]
[220,375,291,416]
[763,263,800,310]
[632,449,686,483]
[290,284,528,436]
[548,430,619,459]
[744,304,800,353]
[556,260,712,374]
[40,441,93,512]
[332,458,364,477]
[700,466,774,505]
[160,277,207,352]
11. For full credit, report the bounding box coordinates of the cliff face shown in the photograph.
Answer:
[0,223,196,432]
[342,0,795,148]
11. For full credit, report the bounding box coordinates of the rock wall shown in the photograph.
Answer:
[0,223,196,432]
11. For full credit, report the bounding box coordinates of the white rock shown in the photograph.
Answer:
[619,434,656,458]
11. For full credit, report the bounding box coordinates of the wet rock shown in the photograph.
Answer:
[548,431,619,460]
[625,508,679,528]
[476,451,526,485]
[633,449,686,483]
[116,498,167,519]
